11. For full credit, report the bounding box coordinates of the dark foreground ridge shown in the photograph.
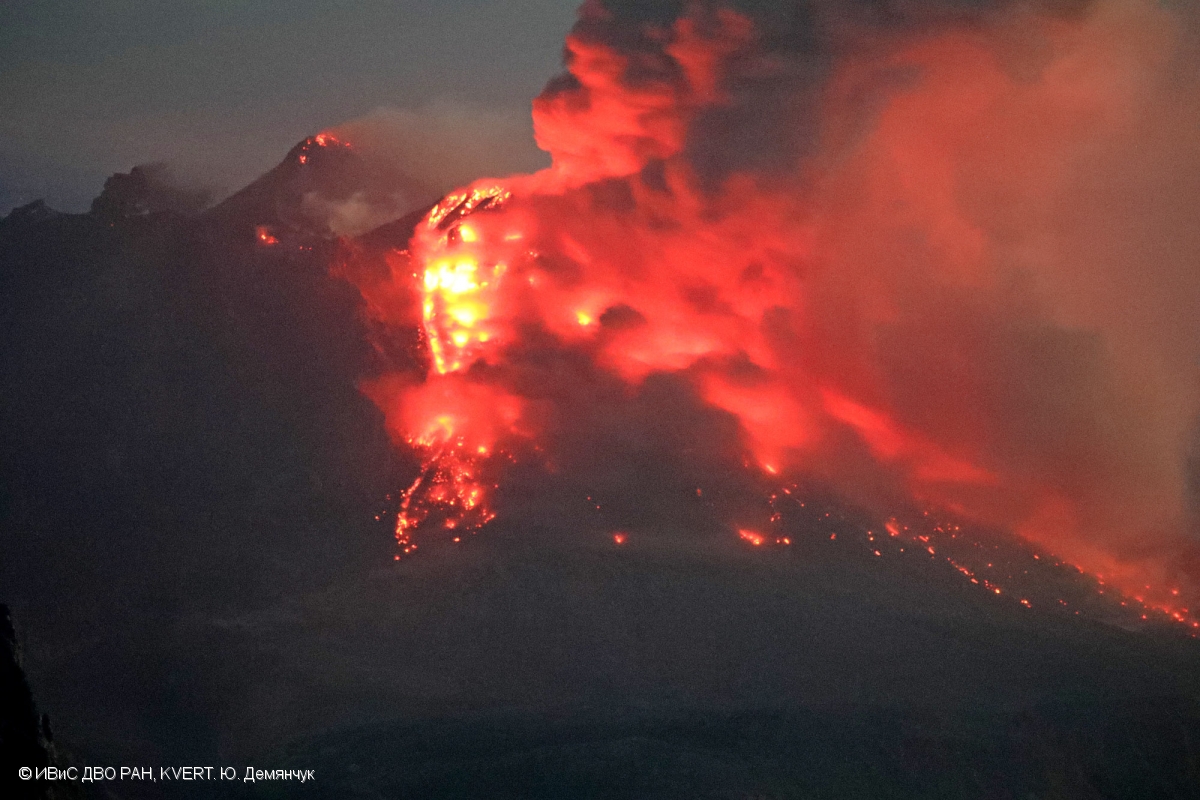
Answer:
[1,604,81,800]
[250,700,1200,800]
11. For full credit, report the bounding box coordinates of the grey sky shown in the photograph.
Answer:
[0,0,579,212]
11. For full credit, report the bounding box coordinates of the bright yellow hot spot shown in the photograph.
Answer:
[450,303,484,327]
[413,414,458,446]
[576,311,593,326]
[459,225,478,243]
[425,259,480,296]
[422,255,493,375]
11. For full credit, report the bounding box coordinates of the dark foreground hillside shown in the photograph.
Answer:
[248,700,1200,800]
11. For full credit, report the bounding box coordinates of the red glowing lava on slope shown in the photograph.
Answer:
[350,0,1200,629]
[295,132,350,165]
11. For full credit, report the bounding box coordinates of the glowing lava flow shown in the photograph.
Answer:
[385,186,522,556]
[393,423,495,556]
[418,186,513,375]
[350,2,1200,619]
[295,131,349,165]
[758,484,1199,636]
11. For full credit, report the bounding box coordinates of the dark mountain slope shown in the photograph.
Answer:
[0,145,414,767]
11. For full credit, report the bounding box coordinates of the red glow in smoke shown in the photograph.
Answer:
[350,1,1200,623]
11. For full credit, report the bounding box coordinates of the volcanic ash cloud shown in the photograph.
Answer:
[351,0,1200,609]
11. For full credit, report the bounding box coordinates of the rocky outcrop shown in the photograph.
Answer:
[1,604,75,800]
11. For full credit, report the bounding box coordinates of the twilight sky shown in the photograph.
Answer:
[0,0,578,213]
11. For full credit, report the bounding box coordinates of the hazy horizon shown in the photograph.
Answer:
[0,0,576,215]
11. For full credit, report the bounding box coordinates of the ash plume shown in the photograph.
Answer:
[320,101,549,236]
[350,0,1200,613]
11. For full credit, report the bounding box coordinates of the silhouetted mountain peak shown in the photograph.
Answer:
[90,163,213,221]
[205,132,436,243]
[0,199,61,229]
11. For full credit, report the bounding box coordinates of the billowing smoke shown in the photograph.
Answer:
[352,0,1200,610]
[333,101,549,194]
[313,101,549,236]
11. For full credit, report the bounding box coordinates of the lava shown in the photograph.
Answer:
[738,529,765,547]
[295,132,351,165]
[363,372,523,556]
[415,185,513,375]
[351,0,1200,619]
[762,488,1198,635]
[393,437,495,556]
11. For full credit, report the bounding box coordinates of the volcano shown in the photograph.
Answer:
[1,124,1197,798]
[5,0,1200,797]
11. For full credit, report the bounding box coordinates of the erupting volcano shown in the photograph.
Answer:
[8,0,1200,794]
[344,0,1200,634]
